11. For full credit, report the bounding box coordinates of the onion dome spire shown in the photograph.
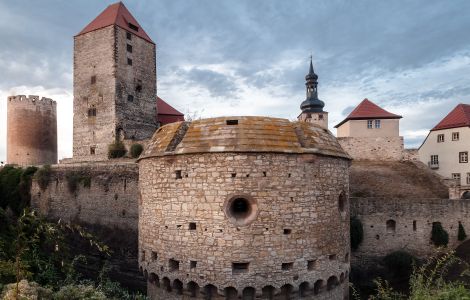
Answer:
[300,56,325,113]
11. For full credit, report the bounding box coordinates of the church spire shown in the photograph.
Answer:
[300,57,324,113]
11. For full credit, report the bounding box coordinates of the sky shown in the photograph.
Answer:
[1,0,470,162]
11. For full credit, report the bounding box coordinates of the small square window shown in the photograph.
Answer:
[169,259,179,272]
[151,251,158,260]
[126,32,132,40]
[452,132,459,141]
[283,229,291,235]
[190,261,197,269]
[90,146,96,155]
[127,58,133,66]
[282,262,293,270]
[136,84,142,92]
[307,259,316,271]
[459,152,468,163]
[374,119,381,128]
[328,254,336,260]
[91,75,96,84]
[367,120,373,129]
[175,170,182,179]
[319,114,323,120]
[452,173,461,181]
[127,95,134,102]
[189,222,196,230]
[437,134,444,143]
[127,44,133,53]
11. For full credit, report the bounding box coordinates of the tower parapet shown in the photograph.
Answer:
[7,95,58,166]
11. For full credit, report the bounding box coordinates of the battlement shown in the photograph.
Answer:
[8,95,56,106]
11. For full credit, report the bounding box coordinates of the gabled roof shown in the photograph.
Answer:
[334,98,402,128]
[76,2,154,44]
[157,97,184,116]
[432,104,470,131]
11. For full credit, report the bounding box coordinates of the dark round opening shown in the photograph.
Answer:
[230,198,251,219]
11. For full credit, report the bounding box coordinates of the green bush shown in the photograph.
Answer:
[383,251,415,276]
[458,222,467,241]
[0,166,37,215]
[35,165,51,191]
[53,284,107,300]
[129,143,144,158]
[108,141,127,159]
[431,222,449,247]
[65,171,91,193]
[351,216,364,251]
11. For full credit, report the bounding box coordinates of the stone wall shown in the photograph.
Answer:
[139,152,350,300]
[403,148,419,161]
[351,197,470,266]
[337,136,404,161]
[7,95,57,165]
[31,161,139,230]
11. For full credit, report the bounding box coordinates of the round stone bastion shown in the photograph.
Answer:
[138,116,351,300]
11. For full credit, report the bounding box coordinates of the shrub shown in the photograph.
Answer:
[108,141,127,159]
[53,284,107,300]
[35,165,52,191]
[458,222,467,241]
[0,166,22,210]
[431,222,449,247]
[351,216,364,251]
[65,171,91,193]
[383,251,416,276]
[129,143,143,158]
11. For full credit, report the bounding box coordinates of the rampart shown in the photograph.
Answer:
[337,136,404,161]
[351,197,470,266]
[7,95,57,165]
[31,161,139,230]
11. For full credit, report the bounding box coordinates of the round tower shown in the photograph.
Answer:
[7,95,57,166]
[138,116,351,300]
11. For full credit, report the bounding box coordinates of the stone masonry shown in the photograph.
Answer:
[337,136,404,161]
[138,117,351,299]
[73,18,157,161]
[7,95,57,166]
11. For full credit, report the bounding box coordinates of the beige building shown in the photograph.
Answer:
[335,99,404,161]
[419,104,470,199]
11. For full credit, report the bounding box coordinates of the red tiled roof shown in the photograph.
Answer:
[334,98,402,128]
[432,104,470,131]
[157,97,184,126]
[76,2,154,44]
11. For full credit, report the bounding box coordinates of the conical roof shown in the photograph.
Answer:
[76,2,154,44]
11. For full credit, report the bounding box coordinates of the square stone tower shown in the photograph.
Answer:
[73,2,157,161]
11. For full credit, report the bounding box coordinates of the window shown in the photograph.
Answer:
[90,146,96,155]
[127,44,133,53]
[307,259,316,270]
[128,22,139,31]
[430,155,439,164]
[281,262,293,270]
[452,132,460,141]
[87,107,96,117]
[467,173,470,184]
[135,81,142,92]
[460,152,468,163]
[190,261,197,269]
[226,119,238,125]
[175,170,182,179]
[375,119,381,128]
[232,262,249,274]
[319,114,323,120]
[437,134,444,143]
[452,173,461,182]
[367,120,373,129]
[91,75,96,84]
[127,95,134,102]
[386,219,396,233]
[127,58,133,65]
[189,222,196,230]
[169,259,179,272]
[126,32,132,40]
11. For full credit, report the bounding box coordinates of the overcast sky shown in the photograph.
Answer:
[1,0,470,161]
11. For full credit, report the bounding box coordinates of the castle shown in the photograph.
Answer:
[5,2,470,300]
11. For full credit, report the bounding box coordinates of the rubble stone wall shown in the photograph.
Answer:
[337,136,404,161]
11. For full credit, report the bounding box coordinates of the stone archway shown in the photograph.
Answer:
[461,191,470,199]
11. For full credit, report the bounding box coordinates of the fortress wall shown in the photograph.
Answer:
[351,197,470,266]
[31,161,139,231]
[337,136,404,161]
[7,95,57,165]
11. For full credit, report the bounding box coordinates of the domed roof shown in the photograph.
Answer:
[140,116,350,160]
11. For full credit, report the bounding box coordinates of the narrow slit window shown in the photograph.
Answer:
[126,32,132,40]
[91,75,96,84]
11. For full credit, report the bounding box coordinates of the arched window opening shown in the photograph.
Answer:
[327,276,339,290]
[280,284,293,298]
[462,191,470,199]
[262,286,276,299]
[386,219,396,233]
[203,284,218,300]
[224,287,237,300]
[313,280,324,295]
[149,273,159,287]
[162,277,171,292]
[242,287,255,300]
[299,282,310,297]
[187,281,200,298]
[173,279,183,295]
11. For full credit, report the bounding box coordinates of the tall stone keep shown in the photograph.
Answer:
[298,58,328,129]
[73,2,157,161]
[7,95,57,166]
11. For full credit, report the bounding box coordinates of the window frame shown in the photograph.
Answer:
[452,132,459,141]
[430,155,439,164]
[452,173,461,181]
[126,44,133,53]
[126,32,132,40]
[367,120,373,129]
[127,58,133,66]
[437,134,444,143]
[374,119,381,129]
[459,151,468,163]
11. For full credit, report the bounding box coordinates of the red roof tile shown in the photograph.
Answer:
[334,98,402,128]
[156,97,184,126]
[432,104,470,131]
[76,2,154,44]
